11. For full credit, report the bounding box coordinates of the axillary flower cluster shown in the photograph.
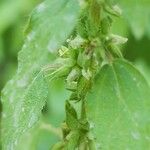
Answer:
[44,0,128,149]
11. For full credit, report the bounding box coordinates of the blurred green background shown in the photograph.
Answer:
[0,0,150,149]
[0,0,41,91]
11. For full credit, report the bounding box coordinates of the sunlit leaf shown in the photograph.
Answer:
[135,59,150,86]
[87,59,150,149]
[1,0,80,149]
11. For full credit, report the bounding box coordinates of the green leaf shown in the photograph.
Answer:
[64,131,80,150]
[66,101,78,130]
[26,0,80,53]
[117,0,150,39]
[1,72,49,149]
[1,0,80,149]
[87,59,150,149]
[16,120,60,150]
[0,36,4,63]
[134,60,150,86]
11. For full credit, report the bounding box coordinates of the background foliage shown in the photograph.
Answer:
[0,0,150,149]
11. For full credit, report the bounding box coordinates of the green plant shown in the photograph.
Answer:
[1,0,150,149]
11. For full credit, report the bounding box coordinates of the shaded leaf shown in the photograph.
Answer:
[66,101,78,130]
[64,131,80,150]
[134,59,150,86]
[16,120,60,150]
[116,0,150,39]
[0,36,4,63]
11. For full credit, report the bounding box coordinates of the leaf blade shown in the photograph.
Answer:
[87,59,150,149]
[1,0,80,149]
